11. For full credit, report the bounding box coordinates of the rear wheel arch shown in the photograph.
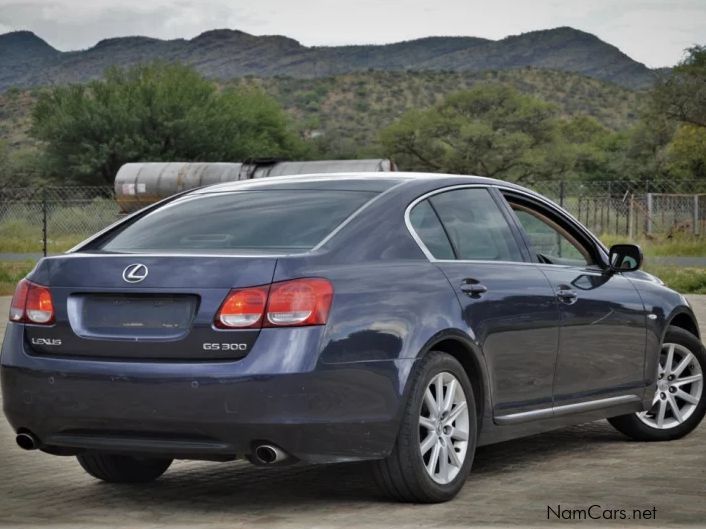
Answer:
[419,332,488,426]
[374,350,478,502]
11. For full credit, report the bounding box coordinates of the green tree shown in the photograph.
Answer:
[0,139,43,187]
[633,45,706,185]
[666,125,706,180]
[555,114,679,185]
[380,85,565,181]
[652,46,706,129]
[30,63,306,184]
[622,115,675,184]
[555,116,613,182]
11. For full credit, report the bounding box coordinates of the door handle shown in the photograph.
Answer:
[556,288,578,303]
[460,283,488,297]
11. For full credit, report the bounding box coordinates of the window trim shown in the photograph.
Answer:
[410,199,458,259]
[511,202,594,265]
[498,188,609,269]
[404,184,531,264]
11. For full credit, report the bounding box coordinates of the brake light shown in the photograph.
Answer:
[215,285,269,329]
[214,278,333,329]
[265,278,333,326]
[9,279,29,322]
[9,279,55,325]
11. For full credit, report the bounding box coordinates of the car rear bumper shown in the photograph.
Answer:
[1,323,410,464]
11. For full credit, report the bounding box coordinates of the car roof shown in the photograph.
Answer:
[190,171,524,194]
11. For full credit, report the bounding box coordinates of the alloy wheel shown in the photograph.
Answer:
[637,342,703,429]
[418,371,470,484]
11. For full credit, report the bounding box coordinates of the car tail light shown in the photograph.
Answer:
[9,279,29,322]
[215,285,269,329]
[214,278,333,329]
[265,278,333,327]
[9,279,55,325]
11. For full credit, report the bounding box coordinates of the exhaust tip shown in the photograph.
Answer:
[254,444,287,465]
[16,432,38,450]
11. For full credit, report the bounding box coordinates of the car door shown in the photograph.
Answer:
[501,190,648,405]
[408,186,560,418]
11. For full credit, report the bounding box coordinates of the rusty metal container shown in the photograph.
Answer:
[115,159,395,212]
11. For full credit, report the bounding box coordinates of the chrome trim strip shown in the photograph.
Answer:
[494,394,641,425]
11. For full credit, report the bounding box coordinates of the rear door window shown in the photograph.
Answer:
[98,190,377,254]
[429,188,523,262]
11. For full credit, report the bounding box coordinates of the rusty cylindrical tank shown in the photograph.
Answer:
[114,159,396,213]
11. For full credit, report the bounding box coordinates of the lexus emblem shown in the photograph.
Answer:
[122,263,148,283]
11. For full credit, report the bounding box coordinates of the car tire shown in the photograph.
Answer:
[609,326,706,441]
[77,453,173,483]
[373,351,477,503]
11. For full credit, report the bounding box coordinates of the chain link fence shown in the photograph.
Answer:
[533,180,706,239]
[0,180,704,256]
[0,186,118,255]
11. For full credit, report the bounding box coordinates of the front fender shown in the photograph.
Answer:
[628,274,699,385]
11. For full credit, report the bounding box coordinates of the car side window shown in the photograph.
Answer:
[510,204,594,266]
[408,200,455,260]
[423,188,524,262]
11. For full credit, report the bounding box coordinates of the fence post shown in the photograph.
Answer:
[559,180,565,208]
[42,188,48,257]
[695,195,701,236]
[644,180,650,235]
[628,194,634,239]
[607,181,612,234]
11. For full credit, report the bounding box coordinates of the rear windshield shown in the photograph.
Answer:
[97,190,377,254]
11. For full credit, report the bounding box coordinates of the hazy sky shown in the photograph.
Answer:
[0,0,704,67]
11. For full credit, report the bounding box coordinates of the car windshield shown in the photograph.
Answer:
[98,189,377,254]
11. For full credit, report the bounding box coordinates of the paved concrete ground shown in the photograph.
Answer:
[0,296,705,528]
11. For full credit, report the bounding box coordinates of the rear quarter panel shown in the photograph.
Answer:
[274,259,466,364]
[273,255,493,435]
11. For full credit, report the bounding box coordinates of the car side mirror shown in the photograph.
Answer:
[608,244,642,272]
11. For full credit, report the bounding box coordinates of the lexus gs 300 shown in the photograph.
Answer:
[2,173,704,502]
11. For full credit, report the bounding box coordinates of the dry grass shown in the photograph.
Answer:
[600,233,706,258]
[0,260,35,295]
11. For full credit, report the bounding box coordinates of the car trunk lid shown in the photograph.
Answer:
[23,253,278,360]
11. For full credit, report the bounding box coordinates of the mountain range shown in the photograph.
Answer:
[0,26,659,91]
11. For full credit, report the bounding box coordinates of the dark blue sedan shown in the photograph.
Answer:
[2,173,705,502]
